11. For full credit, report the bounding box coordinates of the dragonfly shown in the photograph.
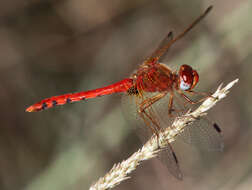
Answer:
[26,6,223,180]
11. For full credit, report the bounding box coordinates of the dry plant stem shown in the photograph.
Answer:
[89,79,239,190]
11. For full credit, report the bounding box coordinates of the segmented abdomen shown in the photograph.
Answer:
[26,78,133,112]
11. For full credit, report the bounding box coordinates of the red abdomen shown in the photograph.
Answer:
[26,78,133,112]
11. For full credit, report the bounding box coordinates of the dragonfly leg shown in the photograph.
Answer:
[137,93,181,176]
[178,92,196,104]
[139,93,167,112]
[138,110,159,139]
[137,93,167,147]
[179,91,209,105]
[187,90,212,97]
[168,93,174,115]
[168,93,184,117]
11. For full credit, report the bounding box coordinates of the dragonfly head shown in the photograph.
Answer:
[178,64,199,91]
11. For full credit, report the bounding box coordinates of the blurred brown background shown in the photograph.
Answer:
[0,0,251,189]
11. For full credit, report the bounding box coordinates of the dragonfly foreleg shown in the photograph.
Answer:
[187,90,212,97]
[184,91,216,108]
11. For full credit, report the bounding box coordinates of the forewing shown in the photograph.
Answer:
[145,31,174,63]
[145,6,213,64]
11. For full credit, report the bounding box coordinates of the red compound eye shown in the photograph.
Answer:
[178,64,199,91]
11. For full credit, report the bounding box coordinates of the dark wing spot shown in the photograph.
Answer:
[167,31,173,38]
[66,98,72,103]
[82,97,85,100]
[42,102,47,110]
[172,151,178,164]
[52,100,58,106]
[213,123,222,133]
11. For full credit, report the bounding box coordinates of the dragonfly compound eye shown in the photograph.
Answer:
[178,64,198,91]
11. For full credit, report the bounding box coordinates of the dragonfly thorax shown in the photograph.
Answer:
[134,63,176,93]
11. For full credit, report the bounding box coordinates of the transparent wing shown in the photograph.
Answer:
[145,6,213,65]
[150,90,224,152]
[147,31,174,62]
[178,117,224,151]
[158,146,183,180]
[121,92,183,180]
[121,88,223,180]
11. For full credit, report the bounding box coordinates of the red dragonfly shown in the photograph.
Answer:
[26,6,223,180]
